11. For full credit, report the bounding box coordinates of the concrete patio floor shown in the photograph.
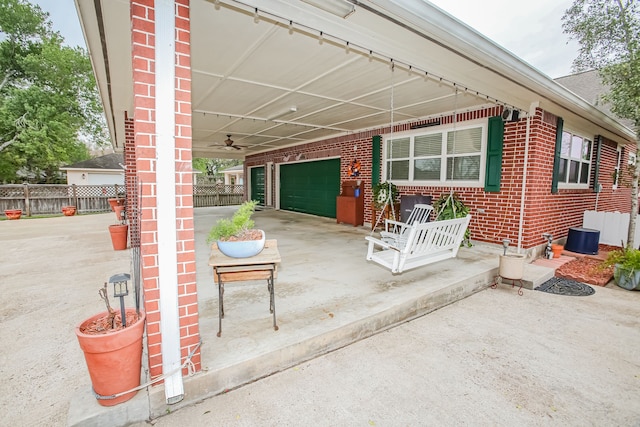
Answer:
[2,206,569,426]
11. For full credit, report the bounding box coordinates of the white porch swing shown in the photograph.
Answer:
[365,69,471,274]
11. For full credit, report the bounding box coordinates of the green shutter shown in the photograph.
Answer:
[372,135,381,187]
[484,116,504,192]
[551,117,564,194]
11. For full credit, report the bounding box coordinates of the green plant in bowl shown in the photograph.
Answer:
[207,200,259,243]
[603,246,640,290]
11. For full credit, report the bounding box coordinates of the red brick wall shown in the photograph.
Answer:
[131,0,200,380]
[246,106,634,250]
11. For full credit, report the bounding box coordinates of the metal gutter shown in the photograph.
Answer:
[361,0,635,142]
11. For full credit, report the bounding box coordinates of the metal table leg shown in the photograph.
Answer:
[268,269,278,331]
[217,272,224,337]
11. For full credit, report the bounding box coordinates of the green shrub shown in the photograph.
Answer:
[433,192,471,247]
[207,200,258,243]
[603,246,640,278]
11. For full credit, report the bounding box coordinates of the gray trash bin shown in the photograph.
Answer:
[400,194,432,222]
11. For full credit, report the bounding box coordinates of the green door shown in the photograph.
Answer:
[250,166,265,206]
[280,159,340,218]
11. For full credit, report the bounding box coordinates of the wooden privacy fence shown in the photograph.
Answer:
[0,184,244,216]
[583,210,640,248]
[194,184,244,207]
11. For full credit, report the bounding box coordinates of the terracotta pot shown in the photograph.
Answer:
[62,206,76,216]
[551,244,564,258]
[4,209,22,220]
[75,309,146,406]
[108,198,125,211]
[113,205,126,221]
[108,224,129,250]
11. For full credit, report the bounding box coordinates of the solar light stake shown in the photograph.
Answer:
[502,239,510,256]
[109,273,131,327]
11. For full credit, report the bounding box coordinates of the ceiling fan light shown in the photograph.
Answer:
[300,0,355,19]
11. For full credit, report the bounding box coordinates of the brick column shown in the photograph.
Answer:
[130,0,200,383]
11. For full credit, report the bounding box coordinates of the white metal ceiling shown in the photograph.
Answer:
[74,0,635,160]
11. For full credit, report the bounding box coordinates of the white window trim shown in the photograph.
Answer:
[558,129,593,190]
[613,146,622,190]
[382,118,487,188]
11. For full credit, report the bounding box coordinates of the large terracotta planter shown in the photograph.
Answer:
[108,224,129,250]
[4,209,22,220]
[75,309,146,406]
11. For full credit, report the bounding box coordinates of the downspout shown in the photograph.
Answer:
[517,102,538,252]
[155,0,184,404]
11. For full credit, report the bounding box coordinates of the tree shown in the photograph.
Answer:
[192,157,242,184]
[0,0,107,183]
[563,0,640,248]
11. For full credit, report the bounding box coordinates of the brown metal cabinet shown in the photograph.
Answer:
[336,180,364,226]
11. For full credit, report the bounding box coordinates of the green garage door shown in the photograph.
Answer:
[250,166,265,206]
[280,159,340,218]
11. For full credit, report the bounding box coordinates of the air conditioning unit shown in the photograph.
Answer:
[501,108,520,122]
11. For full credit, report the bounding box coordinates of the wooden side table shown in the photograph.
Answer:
[371,202,400,230]
[208,239,281,337]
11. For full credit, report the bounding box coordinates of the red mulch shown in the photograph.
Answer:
[554,244,620,287]
[80,311,141,335]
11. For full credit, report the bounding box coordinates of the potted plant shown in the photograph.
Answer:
[62,206,77,216]
[108,197,125,211]
[207,200,265,258]
[4,209,22,220]
[108,207,128,250]
[372,181,399,210]
[75,281,145,406]
[603,246,640,290]
[433,192,471,247]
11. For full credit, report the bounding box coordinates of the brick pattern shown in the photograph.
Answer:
[123,113,139,244]
[246,106,635,250]
[131,0,200,380]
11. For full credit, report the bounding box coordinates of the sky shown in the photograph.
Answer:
[31,0,580,79]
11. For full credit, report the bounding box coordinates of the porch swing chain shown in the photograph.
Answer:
[436,86,459,220]
[370,61,397,235]
[387,60,396,221]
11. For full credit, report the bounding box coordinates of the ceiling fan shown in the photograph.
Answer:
[210,135,244,150]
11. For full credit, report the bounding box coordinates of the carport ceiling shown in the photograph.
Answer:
[85,0,539,159]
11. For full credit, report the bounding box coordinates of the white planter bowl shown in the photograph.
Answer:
[217,230,265,258]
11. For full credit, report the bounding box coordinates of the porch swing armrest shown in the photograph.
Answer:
[365,236,401,252]
[384,218,406,231]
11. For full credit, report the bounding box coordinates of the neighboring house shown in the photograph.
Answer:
[75,0,636,394]
[221,165,244,185]
[556,70,637,189]
[60,153,124,186]
[555,70,635,130]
